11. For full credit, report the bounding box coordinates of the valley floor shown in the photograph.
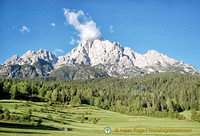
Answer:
[0,100,200,136]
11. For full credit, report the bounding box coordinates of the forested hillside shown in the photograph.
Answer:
[0,73,200,121]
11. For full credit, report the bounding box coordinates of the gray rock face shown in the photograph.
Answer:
[0,65,42,79]
[4,49,58,66]
[56,39,131,67]
[56,39,177,69]
[0,39,199,79]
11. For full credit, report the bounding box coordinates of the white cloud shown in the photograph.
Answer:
[69,37,80,45]
[20,26,30,33]
[109,25,114,33]
[69,37,76,45]
[63,9,101,41]
[53,48,65,56]
[50,23,56,27]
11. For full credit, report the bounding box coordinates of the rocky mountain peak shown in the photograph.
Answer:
[56,39,132,68]
[146,50,160,55]
[4,49,58,66]
[133,49,177,69]
[4,55,19,66]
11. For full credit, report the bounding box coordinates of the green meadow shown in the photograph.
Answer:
[0,100,200,136]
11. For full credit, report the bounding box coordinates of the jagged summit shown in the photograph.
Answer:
[56,39,127,67]
[1,39,199,79]
[4,49,58,66]
[55,39,178,70]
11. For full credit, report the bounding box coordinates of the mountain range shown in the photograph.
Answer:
[0,39,199,79]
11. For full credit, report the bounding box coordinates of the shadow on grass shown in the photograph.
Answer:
[0,130,48,134]
[32,114,75,123]
[0,101,21,104]
[0,122,59,131]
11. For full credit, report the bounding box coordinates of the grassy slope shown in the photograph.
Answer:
[180,110,192,120]
[0,100,200,136]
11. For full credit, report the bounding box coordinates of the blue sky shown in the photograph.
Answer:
[0,0,200,69]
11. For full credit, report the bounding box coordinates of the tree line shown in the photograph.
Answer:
[0,73,200,121]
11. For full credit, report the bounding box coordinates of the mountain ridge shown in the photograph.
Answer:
[0,39,199,79]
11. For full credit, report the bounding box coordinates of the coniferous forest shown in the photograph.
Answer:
[0,73,200,121]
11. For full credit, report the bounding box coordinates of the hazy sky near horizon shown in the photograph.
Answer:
[0,0,200,69]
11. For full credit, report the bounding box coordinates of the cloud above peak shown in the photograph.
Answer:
[64,9,101,41]
[53,48,65,56]
[69,37,79,45]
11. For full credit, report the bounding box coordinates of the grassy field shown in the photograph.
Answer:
[0,100,200,136]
